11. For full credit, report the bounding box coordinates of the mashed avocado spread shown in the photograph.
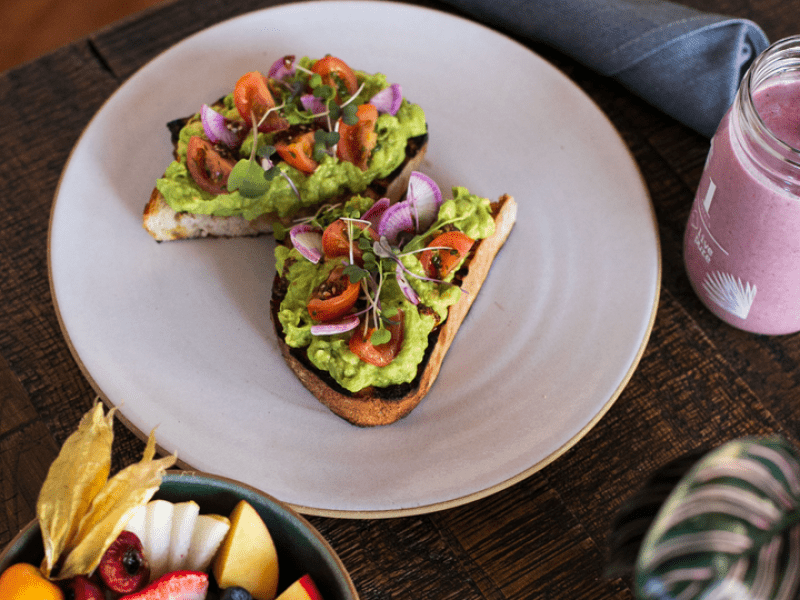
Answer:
[275,188,495,393]
[155,57,427,221]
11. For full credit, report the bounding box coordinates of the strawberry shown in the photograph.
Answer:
[60,575,104,600]
[98,530,150,594]
[119,570,209,600]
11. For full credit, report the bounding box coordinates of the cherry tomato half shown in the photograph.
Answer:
[349,309,405,367]
[307,266,361,322]
[419,231,475,279]
[321,219,378,264]
[311,56,359,101]
[337,103,378,171]
[233,71,288,133]
[186,136,235,195]
[275,131,318,174]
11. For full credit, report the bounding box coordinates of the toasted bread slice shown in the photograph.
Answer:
[143,124,428,241]
[271,193,517,427]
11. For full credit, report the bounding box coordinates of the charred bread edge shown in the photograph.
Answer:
[143,131,429,241]
[271,194,518,427]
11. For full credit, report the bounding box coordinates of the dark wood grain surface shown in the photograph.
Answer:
[2,0,798,598]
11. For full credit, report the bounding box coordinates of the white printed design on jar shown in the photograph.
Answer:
[687,167,757,320]
[702,270,757,319]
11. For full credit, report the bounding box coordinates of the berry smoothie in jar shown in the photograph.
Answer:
[684,36,800,335]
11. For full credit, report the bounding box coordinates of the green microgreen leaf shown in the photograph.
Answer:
[312,142,327,162]
[227,159,270,197]
[309,73,323,89]
[381,306,399,320]
[362,253,378,272]
[328,103,341,122]
[342,103,359,126]
[370,328,391,346]
[257,144,276,159]
[313,84,335,100]
[313,130,340,161]
[315,129,340,147]
[263,166,282,181]
[343,264,370,284]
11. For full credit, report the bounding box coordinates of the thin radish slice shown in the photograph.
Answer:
[378,201,416,245]
[396,263,419,305]
[406,171,443,232]
[269,55,296,79]
[301,94,327,118]
[370,84,403,115]
[311,314,360,336]
[362,198,390,230]
[289,223,323,263]
[200,104,240,147]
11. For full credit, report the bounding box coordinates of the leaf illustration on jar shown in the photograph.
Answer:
[634,436,800,600]
[703,271,756,319]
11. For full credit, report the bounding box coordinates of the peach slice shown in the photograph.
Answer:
[212,500,279,600]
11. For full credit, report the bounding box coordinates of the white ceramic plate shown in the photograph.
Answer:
[49,0,660,517]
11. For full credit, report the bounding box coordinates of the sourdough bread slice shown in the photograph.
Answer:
[271,193,517,427]
[143,132,428,242]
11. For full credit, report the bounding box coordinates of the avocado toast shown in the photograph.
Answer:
[271,172,517,426]
[144,55,428,241]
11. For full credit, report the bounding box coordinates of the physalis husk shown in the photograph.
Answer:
[36,402,176,579]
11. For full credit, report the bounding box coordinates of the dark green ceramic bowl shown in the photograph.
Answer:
[0,470,359,599]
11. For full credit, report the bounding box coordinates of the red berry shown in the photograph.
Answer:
[119,571,209,600]
[98,531,151,594]
[60,575,104,600]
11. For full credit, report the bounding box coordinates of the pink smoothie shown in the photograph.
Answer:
[684,77,800,334]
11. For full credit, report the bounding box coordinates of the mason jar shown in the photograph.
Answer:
[684,35,800,335]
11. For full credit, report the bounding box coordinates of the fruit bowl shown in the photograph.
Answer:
[0,470,359,600]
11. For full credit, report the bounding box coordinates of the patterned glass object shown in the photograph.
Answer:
[634,436,800,600]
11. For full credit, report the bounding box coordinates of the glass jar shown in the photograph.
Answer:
[684,35,800,334]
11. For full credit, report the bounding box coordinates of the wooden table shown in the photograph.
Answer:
[2,0,799,597]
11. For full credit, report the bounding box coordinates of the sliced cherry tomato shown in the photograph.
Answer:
[233,71,288,133]
[307,266,361,322]
[321,218,378,263]
[419,231,475,279]
[275,131,318,174]
[337,103,378,171]
[349,309,404,367]
[186,136,235,195]
[311,56,359,101]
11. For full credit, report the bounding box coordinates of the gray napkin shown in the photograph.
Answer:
[438,0,769,137]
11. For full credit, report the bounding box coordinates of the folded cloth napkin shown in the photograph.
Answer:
[437,0,769,137]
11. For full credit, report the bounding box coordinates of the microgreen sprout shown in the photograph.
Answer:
[374,237,469,294]
[304,78,364,148]
[304,202,343,228]
[227,105,306,200]
[313,129,340,161]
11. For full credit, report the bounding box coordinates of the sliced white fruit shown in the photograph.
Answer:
[185,514,231,572]
[167,500,200,574]
[125,499,230,582]
[125,504,146,538]
[142,499,174,581]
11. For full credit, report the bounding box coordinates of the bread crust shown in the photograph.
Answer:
[143,132,428,241]
[271,194,517,426]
